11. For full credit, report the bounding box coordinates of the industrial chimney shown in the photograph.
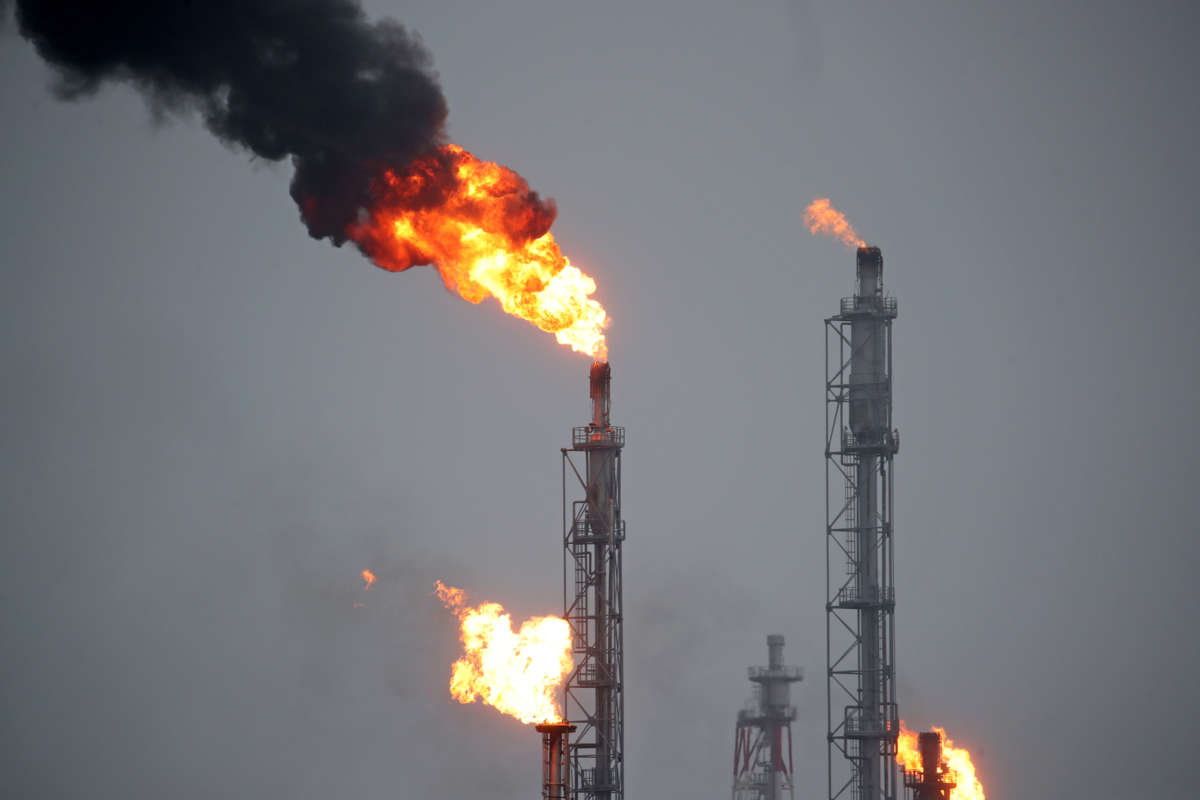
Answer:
[825,246,900,800]
[562,361,627,799]
[537,723,577,800]
[902,731,957,800]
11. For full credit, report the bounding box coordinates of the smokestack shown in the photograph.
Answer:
[536,723,575,800]
[918,732,941,780]
[826,244,899,800]
[590,361,612,428]
[856,246,883,298]
[903,731,957,800]
[767,633,785,670]
[563,361,626,799]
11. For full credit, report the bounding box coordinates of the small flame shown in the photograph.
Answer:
[897,722,986,800]
[804,197,865,249]
[362,569,376,590]
[350,145,608,358]
[434,580,572,725]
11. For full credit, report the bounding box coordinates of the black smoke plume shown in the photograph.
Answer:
[10,0,448,243]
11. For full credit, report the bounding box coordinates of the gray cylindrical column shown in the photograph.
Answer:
[850,246,885,800]
[767,634,785,670]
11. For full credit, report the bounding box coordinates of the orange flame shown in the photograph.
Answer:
[804,197,865,249]
[361,569,376,590]
[350,144,608,358]
[897,722,986,800]
[434,580,572,724]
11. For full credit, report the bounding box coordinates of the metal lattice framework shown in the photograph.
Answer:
[825,248,900,800]
[562,363,625,800]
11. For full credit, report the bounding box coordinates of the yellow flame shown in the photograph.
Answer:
[804,197,866,249]
[361,569,376,590]
[464,236,608,359]
[365,145,609,358]
[434,580,572,725]
[897,722,986,800]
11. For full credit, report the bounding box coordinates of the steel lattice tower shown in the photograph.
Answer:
[732,635,804,800]
[562,361,625,800]
[825,247,900,800]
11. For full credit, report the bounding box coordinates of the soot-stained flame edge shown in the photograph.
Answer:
[350,145,608,359]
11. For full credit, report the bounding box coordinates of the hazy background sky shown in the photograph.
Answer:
[2,1,1198,798]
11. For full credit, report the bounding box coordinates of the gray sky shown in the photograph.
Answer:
[2,1,1198,798]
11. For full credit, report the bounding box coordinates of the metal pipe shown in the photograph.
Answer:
[537,723,576,800]
[850,247,885,800]
[590,362,611,428]
[587,362,614,796]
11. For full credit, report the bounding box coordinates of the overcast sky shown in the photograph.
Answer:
[2,2,1198,798]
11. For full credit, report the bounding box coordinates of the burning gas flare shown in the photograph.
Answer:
[14,1,606,356]
[350,145,608,358]
[361,569,376,590]
[804,197,865,249]
[897,722,986,800]
[434,580,572,724]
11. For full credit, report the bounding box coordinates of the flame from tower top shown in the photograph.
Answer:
[13,2,609,359]
[348,145,608,358]
[897,722,986,800]
[804,197,866,249]
[434,580,572,725]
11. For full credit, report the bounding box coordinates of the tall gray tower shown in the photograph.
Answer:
[825,247,899,800]
[563,362,625,800]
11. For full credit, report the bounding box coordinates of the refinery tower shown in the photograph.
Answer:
[562,362,626,800]
[732,635,804,800]
[825,247,900,800]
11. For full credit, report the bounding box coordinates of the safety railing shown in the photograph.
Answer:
[842,704,899,738]
[841,428,899,454]
[748,665,804,682]
[903,768,957,789]
[574,662,613,687]
[571,518,626,543]
[579,767,618,791]
[833,585,895,608]
[839,295,898,317]
[572,425,625,448]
